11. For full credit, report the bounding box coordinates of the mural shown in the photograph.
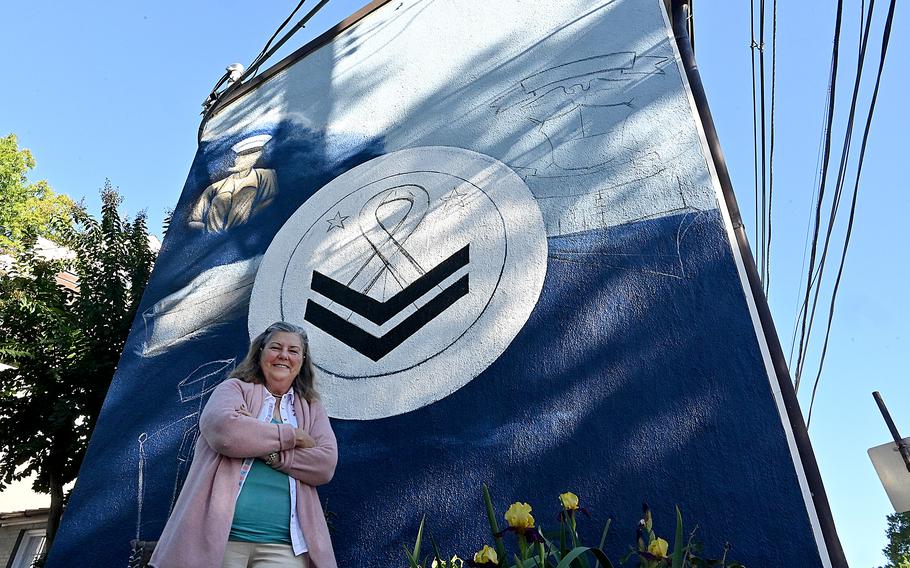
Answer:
[189,134,277,233]
[248,147,547,419]
[48,0,835,566]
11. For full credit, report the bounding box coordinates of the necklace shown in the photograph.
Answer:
[267,387,287,398]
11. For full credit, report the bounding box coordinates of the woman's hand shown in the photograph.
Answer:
[235,406,313,460]
[295,428,316,449]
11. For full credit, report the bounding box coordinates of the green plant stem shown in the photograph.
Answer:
[593,518,612,568]
[482,484,507,565]
[560,516,567,555]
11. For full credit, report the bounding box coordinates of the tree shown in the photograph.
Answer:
[881,511,910,568]
[0,133,74,252]
[0,181,156,553]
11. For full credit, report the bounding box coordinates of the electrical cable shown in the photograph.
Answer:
[750,0,762,267]
[247,0,309,77]
[798,0,875,395]
[243,0,332,81]
[787,75,832,368]
[765,0,778,297]
[807,0,897,427]
[793,0,845,393]
[198,0,333,140]
[758,0,769,293]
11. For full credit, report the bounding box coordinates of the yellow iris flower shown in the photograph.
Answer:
[648,537,669,559]
[559,492,579,510]
[504,502,535,530]
[472,545,498,565]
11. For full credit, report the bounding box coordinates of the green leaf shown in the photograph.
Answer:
[403,544,419,568]
[404,515,426,568]
[483,483,507,565]
[555,547,614,568]
[671,506,684,568]
[536,527,566,565]
[430,533,444,566]
[593,518,612,568]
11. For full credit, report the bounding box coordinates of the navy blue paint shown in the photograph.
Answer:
[49,138,823,565]
[46,124,384,567]
[320,209,822,567]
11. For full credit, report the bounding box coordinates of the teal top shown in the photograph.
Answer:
[228,419,292,544]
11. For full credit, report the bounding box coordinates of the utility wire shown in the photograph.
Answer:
[765,0,778,297]
[242,0,332,81]
[798,0,874,394]
[750,0,762,268]
[247,0,310,77]
[758,0,769,293]
[198,0,333,140]
[787,72,832,368]
[793,0,845,393]
[807,0,897,427]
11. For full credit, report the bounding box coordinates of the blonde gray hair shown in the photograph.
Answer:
[229,321,319,402]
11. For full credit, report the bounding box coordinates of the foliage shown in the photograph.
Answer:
[0,180,156,552]
[405,487,745,568]
[0,134,74,252]
[880,512,910,568]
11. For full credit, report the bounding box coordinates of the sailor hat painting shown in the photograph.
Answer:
[189,134,277,233]
[250,147,547,419]
[48,0,844,567]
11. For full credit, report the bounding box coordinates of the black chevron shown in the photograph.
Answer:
[309,245,469,325]
[304,274,469,361]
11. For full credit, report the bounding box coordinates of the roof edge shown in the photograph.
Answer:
[669,1,847,566]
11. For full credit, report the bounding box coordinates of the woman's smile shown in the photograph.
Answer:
[260,331,304,394]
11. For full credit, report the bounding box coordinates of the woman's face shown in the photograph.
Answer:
[259,331,304,394]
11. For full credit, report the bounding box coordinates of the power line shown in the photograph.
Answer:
[807,0,897,427]
[758,0,769,293]
[765,0,778,297]
[787,74,831,369]
[749,0,761,269]
[199,0,333,139]
[758,0,768,294]
[793,0,845,394]
[797,0,876,398]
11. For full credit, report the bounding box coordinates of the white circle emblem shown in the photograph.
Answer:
[249,147,547,419]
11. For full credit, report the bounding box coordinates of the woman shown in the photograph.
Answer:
[150,322,338,568]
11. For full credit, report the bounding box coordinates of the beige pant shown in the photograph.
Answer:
[221,541,309,568]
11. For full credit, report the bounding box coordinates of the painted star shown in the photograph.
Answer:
[326,211,349,231]
[441,187,469,210]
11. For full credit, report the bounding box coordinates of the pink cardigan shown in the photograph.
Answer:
[149,378,338,568]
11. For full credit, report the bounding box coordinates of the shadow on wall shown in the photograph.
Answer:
[46,1,820,567]
[325,209,812,567]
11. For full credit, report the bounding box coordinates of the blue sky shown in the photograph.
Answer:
[1,1,906,566]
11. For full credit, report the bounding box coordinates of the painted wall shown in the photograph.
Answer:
[49,0,830,566]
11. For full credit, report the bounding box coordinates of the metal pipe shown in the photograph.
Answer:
[670,2,848,565]
[873,391,910,472]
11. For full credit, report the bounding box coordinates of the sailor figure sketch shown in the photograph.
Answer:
[189,134,277,232]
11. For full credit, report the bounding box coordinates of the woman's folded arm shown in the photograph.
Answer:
[273,400,338,486]
[199,379,296,458]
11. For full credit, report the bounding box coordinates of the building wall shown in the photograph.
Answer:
[51,1,831,566]
[0,514,47,568]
